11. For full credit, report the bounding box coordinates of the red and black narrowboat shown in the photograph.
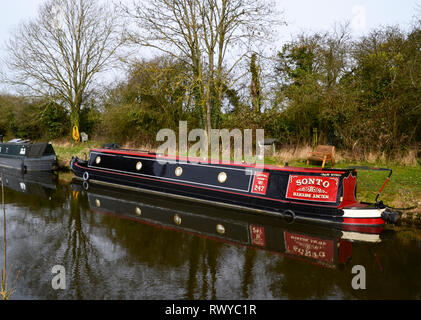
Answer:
[70,146,399,229]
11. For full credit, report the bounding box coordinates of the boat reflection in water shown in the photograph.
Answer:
[0,168,57,198]
[73,179,389,269]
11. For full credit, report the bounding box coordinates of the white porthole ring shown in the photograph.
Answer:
[136,161,143,171]
[175,166,183,177]
[83,172,90,181]
[216,224,226,234]
[218,172,227,183]
[135,207,142,216]
[174,214,182,225]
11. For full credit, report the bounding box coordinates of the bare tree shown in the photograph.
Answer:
[122,0,282,135]
[4,0,125,135]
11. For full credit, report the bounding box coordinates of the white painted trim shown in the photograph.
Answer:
[343,208,385,218]
[341,231,381,243]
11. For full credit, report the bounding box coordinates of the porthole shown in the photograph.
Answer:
[174,214,182,225]
[175,166,183,177]
[216,224,225,234]
[136,161,143,171]
[135,207,142,216]
[218,172,227,183]
[95,156,101,164]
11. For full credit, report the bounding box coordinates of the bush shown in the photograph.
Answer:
[41,101,70,139]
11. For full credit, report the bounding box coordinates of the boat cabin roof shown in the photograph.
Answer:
[92,148,354,175]
[0,142,56,158]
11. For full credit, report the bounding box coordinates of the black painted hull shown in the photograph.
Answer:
[70,148,390,228]
[0,155,57,171]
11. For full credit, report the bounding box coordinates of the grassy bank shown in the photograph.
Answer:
[53,140,103,169]
[52,140,421,216]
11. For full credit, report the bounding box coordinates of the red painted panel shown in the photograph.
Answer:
[250,225,266,247]
[251,172,269,195]
[284,232,335,263]
[286,175,339,202]
[343,218,385,225]
[342,173,357,205]
[338,239,352,264]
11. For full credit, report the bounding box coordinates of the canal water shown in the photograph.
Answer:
[0,170,420,300]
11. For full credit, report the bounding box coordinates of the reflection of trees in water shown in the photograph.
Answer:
[104,212,223,299]
[61,202,421,300]
[1,183,97,299]
[267,256,338,299]
[185,237,219,300]
[338,240,421,300]
[185,237,200,299]
[62,194,99,299]
[265,237,421,300]
[241,247,256,299]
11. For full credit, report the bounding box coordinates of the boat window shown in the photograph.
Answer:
[218,172,227,183]
[136,162,143,171]
[175,167,183,176]
[43,144,56,156]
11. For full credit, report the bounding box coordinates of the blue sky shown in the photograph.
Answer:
[0,0,419,90]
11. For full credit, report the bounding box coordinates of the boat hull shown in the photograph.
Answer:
[70,148,393,228]
[0,142,57,172]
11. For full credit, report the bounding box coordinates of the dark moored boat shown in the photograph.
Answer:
[72,180,389,268]
[70,147,399,229]
[0,139,57,172]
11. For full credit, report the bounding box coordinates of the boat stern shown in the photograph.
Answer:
[341,204,399,228]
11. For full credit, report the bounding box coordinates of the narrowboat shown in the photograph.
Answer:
[0,139,58,172]
[71,180,390,268]
[70,146,400,229]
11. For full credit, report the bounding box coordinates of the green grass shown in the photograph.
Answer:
[52,140,102,165]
